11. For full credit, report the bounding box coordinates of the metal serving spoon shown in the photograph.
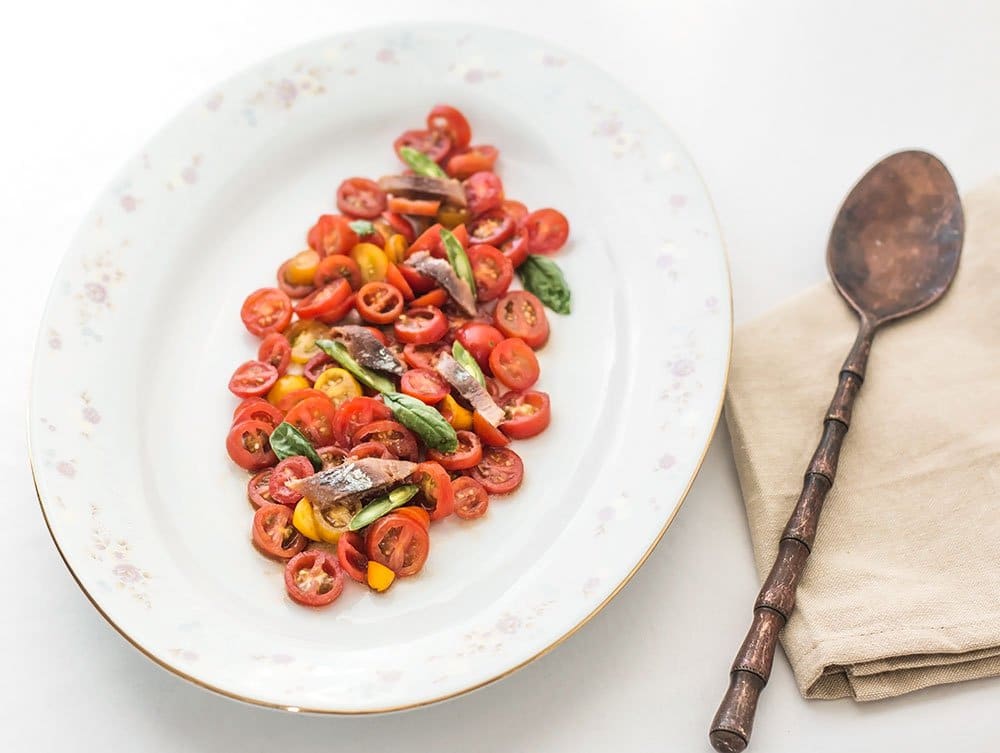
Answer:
[709,150,964,752]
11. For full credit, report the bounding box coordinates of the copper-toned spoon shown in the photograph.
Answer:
[709,150,964,753]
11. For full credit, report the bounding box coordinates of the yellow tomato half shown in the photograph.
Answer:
[267,374,310,406]
[384,234,408,264]
[350,242,389,283]
[440,393,473,430]
[286,319,329,364]
[284,249,320,286]
[313,367,362,407]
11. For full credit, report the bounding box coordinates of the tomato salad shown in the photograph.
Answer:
[226,104,572,607]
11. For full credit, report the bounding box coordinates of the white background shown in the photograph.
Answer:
[4,1,998,751]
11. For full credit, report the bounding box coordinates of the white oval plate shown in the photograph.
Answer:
[30,24,730,713]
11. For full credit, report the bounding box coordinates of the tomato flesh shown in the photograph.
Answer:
[522,208,570,255]
[428,430,483,471]
[446,145,498,179]
[247,468,274,507]
[394,129,452,162]
[332,397,392,448]
[400,368,449,404]
[356,282,404,324]
[494,291,550,348]
[227,419,278,471]
[463,172,504,217]
[468,245,513,302]
[452,476,489,520]
[489,337,540,390]
[268,456,314,506]
[308,214,359,257]
[241,288,292,337]
[336,177,386,219]
[456,322,504,371]
[467,210,514,246]
[365,513,430,577]
[394,305,448,344]
[314,254,363,290]
[284,551,345,606]
[500,390,551,439]
[410,461,455,520]
[337,531,368,583]
[233,399,284,429]
[468,446,524,494]
[253,504,307,559]
[353,420,419,461]
[258,333,291,375]
[427,105,471,150]
[294,279,353,320]
[284,395,337,447]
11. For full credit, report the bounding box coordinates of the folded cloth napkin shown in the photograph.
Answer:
[725,178,1000,701]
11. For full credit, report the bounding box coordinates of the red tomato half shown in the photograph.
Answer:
[365,513,430,577]
[494,291,550,348]
[229,360,279,398]
[472,411,510,447]
[499,390,551,439]
[501,200,529,224]
[258,332,291,375]
[356,282,404,324]
[427,105,472,150]
[284,551,344,606]
[468,245,513,302]
[349,441,396,460]
[241,288,292,337]
[394,305,448,344]
[314,254,363,290]
[285,396,337,446]
[276,388,330,413]
[467,446,524,494]
[276,259,315,299]
[409,461,455,520]
[247,468,274,507]
[233,399,284,429]
[500,228,530,268]
[428,430,483,471]
[315,445,349,469]
[407,223,468,259]
[268,456,314,506]
[388,196,441,216]
[353,420,419,461]
[409,287,448,308]
[253,504,307,559]
[394,129,452,163]
[522,208,570,255]
[467,209,514,246]
[402,342,447,371]
[396,506,431,530]
[337,531,368,583]
[463,172,504,217]
[400,368,449,404]
[398,262,437,294]
[227,419,277,471]
[295,280,353,321]
[303,352,334,383]
[446,145,498,179]
[336,178,386,219]
[382,210,416,243]
[455,322,504,371]
[333,397,392,448]
[452,476,489,520]
[385,263,415,301]
[489,338,540,390]
[308,214,359,257]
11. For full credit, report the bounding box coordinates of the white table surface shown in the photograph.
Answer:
[4,1,998,750]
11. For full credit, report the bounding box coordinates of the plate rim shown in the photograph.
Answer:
[28,21,733,714]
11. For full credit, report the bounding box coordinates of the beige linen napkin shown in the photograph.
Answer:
[726,178,1000,701]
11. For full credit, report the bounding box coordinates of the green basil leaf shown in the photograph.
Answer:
[269,422,322,471]
[316,339,397,394]
[348,219,375,236]
[382,392,458,453]
[518,255,571,314]
[398,146,447,178]
[440,227,477,295]
[452,341,486,387]
[348,484,420,531]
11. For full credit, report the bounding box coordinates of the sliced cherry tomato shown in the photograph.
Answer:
[337,531,368,582]
[446,145,498,179]
[229,360,279,398]
[320,290,357,324]
[233,398,284,429]
[490,337,540,390]
[234,397,269,419]
[227,419,277,471]
[284,550,344,606]
[484,376,502,401]
[303,351,334,383]
[428,430,483,471]
[314,253,363,290]
[427,105,472,150]
[393,305,448,344]
[285,395,338,446]
[402,342,447,371]
[452,476,489,519]
[494,290,550,348]
[385,263,415,301]
[315,445,349,469]
[276,259,316,299]
[398,262,437,294]
[336,177,386,219]
[463,172,504,217]
[247,468,274,507]
[253,504,307,559]
[468,245,513,302]
[356,282,404,324]
[473,411,510,447]
[387,196,441,216]
[439,394,473,430]
[500,390,551,439]
[409,461,454,520]
[268,456,314,506]
[348,441,396,460]
[313,367,362,408]
[294,279,352,320]
[396,506,431,529]
[407,223,468,259]
[365,513,430,577]
[384,233,409,264]
[467,209,514,246]
[276,388,330,413]
[501,200,529,224]
[400,368,449,404]
[258,332,292,375]
[286,319,329,364]
[308,214,359,257]
[353,420,419,461]
[455,322,504,371]
[468,446,524,494]
[393,129,452,163]
[241,288,292,337]
[382,210,416,243]
[500,227,530,268]
[351,243,390,283]
[284,249,321,285]
[332,397,392,448]
[409,287,448,308]
[522,208,570,255]
[356,222,388,249]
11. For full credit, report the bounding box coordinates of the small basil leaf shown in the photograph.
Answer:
[348,484,420,531]
[348,219,375,236]
[452,341,486,387]
[398,146,447,178]
[269,422,322,471]
[382,392,459,453]
[316,339,396,394]
[518,255,571,314]
[440,227,477,294]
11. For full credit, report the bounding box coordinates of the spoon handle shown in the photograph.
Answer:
[709,321,875,753]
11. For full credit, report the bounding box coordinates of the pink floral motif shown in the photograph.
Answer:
[542,54,567,67]
[375,48,397,64]
[671,359,694,377]
[120,194,138,213]
[81,393,101,425]
[205,92,224,111]
[48,330,62,350]
[85,282,107,303]
[496,614,521,634]
[464,69,484,83]
[658,453,676,470]
[669,194,688,208]
[56,460,75,478]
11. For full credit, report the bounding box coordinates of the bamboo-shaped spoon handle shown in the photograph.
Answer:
[709,321,875,753]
